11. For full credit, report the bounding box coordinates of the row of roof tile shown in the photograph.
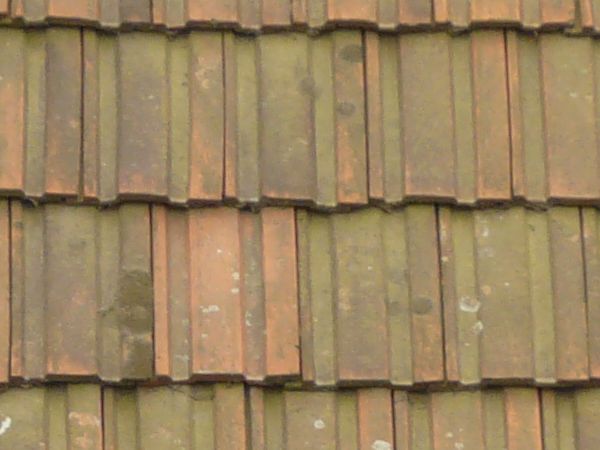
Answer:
[2,201,600,387]
[0,0,598,32]
[1,384,599,449]
[3,28,600,207]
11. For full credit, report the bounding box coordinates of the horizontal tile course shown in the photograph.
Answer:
[3,29,600,206]
[2,384,600,449]
[0,0,591,30]
[2,203,600,386]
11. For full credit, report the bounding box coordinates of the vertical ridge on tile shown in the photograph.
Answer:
[187,32,224,202]
[0,29,25,195]
[333,31,368,205]
[583,208,600,378]
[0,201,8,383]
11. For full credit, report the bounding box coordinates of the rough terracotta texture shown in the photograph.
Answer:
[152,206,299,382]
[0,385,102,449]
[10,202,153,382]
[297,206,444,386]
[440,206,590,385]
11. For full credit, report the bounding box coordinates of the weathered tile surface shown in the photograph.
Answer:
[509,32,600,203]
[153,0,292,29]
[225,31,368,207]
[0,384,102,449]
[395,388,543,449]
[440,206,589,384]
[83,30,225,204]
[542,389,600,449]
[10,202,153,382]
[435,0,575,28]
[0,27,81,199]
[10,0,151,26]
[366,30,511,204]
[152,206,299,382]
[297,206,444,386]
[249,387,394,450]
[104,384,246,450]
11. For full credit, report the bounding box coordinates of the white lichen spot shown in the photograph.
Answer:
[445,432,454,438]
[569,92,578,99]
[0,417,12,436]
[371,440,392,450]
[480,226,490,238]
[313,419,325,430]
[232,272,240,281]
[231,287,240,295]
[504,282,510,287]
[454,442,465,450]
[216,248,223,255]
[201,333,209,339]
[472,321,484,335]
[480,247,495,258]
[441,256,449,263]
[245,311,253,327]
[201,305,220,314]
[367,265,373,272]
[459,296,481,313]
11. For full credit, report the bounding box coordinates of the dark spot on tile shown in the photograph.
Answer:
[337,102,356,116]
[411,297,433,315]
[299,77,319,98]
[339,44,363,63]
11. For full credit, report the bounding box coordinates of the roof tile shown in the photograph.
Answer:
[83,30,225,203]
[10,202,153,382]
[395,388,542,450]
[440,206,589,384]
[0,28,81,199]
[152,206,299,382]
[297,206,443,386]
[249,387,394,450]
[0,384,102,449]
[509,31,600,202]
[104,384,246,449]
[436,0,575,28]
[224,31,368,207]
[366,30,510,204]
[542,389,600,448]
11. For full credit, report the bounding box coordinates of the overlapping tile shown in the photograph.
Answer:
[9,0,151,26]
[394,388,543,449]
[508,32,600,203]
[152,206,299,382]
[542,389,600,448]
[224,31,368,207]
[0,384,102,449]
[83,30,225,204]
[0,27,81,200]
[440,206,590,385]
[10,202,153,382]
[248,387,394,449]
[366,30,511,204]
[103,384,246,449]
[297,206,444,386]
[153,0,292,29]
[292,0,433,29]
[435,0,575,29]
